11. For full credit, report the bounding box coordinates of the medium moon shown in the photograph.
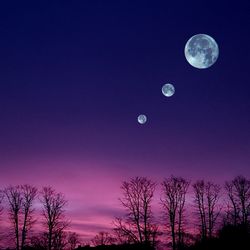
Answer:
[162,83,175,97]
[137,114,147,124]
[184,34,219,69]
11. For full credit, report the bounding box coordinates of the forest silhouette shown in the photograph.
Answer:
[0,175,250,250]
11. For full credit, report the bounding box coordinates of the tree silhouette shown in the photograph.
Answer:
[20,185,37,250]
[161,176,190,250]
[0,189,4,244]
[4,185,37,250]
[68,232,81,250]
[91,231,115,246]
[0,189,3,215]
[225,181,240,226]
[114,177,157,248]
[0,176,249,250]
[0,190,4,211]
[40,186,68,250]
[225,175,250,226]
[30,233,48,250]
[4,186,23,250]
[193,180,221,240]
[53,228,68,250]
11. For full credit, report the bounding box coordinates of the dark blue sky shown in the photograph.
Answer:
[0,0,250,172]
[0,1,250,237]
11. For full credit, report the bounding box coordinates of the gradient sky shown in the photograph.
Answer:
[0,0,250,241]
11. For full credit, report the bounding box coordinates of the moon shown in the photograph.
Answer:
[162,83,175,97]
[184,34,219,69]
[137,114,147,124]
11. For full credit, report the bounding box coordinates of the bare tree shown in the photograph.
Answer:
[53,228,68,250]
[113,219,136,245]
[114,177,157,247]
[20,185,37,250]
[161,176,190,250]
[30,233,48,250]
[0,190,3,215]
[193,181,206,240]
[4,186,23,250]
[40,186,68,250]
[0,190,4,243]
[193,180,220,240]
[91,231,115,246]
[68,232,80,250]
[206,182,220,238]
[225,176,250,225]
[225,181,239,226]
[114,217,139,244]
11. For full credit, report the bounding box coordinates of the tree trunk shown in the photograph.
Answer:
[15,215,19,250]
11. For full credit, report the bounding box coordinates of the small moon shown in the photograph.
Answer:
[184,34,219,69]
[137,114,147,124]
[162,83,175,97]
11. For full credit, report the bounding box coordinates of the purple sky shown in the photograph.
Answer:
[0,0,250,241]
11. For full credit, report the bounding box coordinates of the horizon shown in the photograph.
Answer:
[0,173,247,244]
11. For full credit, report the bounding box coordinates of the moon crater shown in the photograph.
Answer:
[184,34,219,69]
[162,83,175,97]
[137,114,147,124]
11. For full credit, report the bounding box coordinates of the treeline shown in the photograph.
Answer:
[0,186,79,250]
[0,175,250,250]
[109,175,250,250]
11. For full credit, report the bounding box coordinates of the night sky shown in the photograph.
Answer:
[0,1,250,239]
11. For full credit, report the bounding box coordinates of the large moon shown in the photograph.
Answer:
[137,114,147,124]
[184,34,219,69]
[162,83,175,97]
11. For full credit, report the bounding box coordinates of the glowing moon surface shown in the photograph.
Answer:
[184,34,219,69]
[162,83,175,97]
[137,114,147,124]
